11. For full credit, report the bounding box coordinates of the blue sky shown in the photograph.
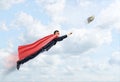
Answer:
[0,0,120,82]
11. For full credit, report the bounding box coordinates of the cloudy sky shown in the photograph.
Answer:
[0,0,120,82]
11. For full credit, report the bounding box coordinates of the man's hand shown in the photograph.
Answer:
[67,32,72,36]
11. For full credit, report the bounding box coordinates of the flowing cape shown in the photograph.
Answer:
[18,34,57,61]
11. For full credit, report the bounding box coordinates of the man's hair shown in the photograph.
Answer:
[54,30,59,34]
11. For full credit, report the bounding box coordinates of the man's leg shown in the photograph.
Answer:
[17,49,45,70]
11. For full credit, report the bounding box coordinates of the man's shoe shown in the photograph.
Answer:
[17,61,21,70]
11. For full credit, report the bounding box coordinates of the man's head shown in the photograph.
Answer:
[54,30,60,36]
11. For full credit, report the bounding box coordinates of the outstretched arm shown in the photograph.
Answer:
[56,32,72,41]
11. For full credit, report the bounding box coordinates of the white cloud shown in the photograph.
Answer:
[36,0,66,24]
[62,28,112,54]
[0,49,17,67]
[0,49,10,59]
[0,0,25,10]
[97,0,120,32]
[24,54,120,82]
[0,22,8,31]
[36,0,65,15]
[109,51,120,66]
[12,11,64,45]
[77,0,94,7]
[12,12,49,44]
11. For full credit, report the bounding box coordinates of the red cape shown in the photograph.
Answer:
[18,34,58,61]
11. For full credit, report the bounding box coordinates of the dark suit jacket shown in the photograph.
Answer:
[43,35,67,51]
